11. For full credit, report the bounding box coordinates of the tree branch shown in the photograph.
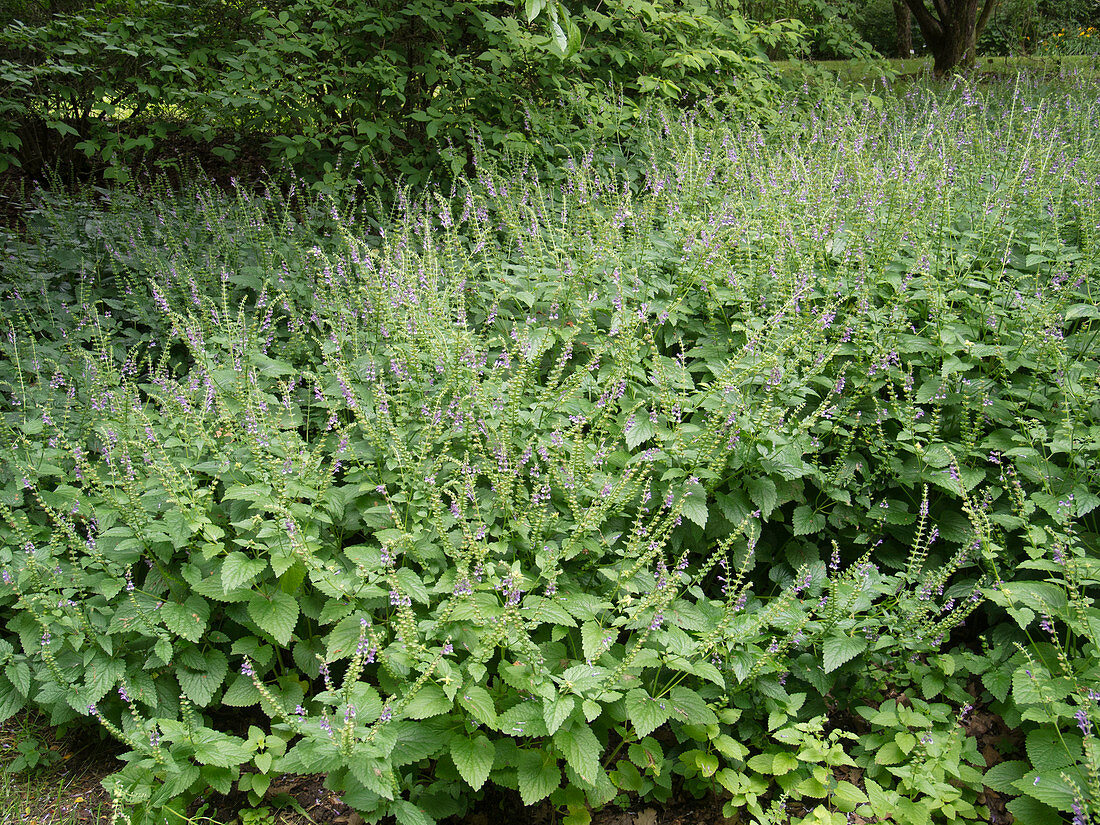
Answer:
[976,0,998,35]
[903,1,943,39]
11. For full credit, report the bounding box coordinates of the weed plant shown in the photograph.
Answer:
[0,76,1098,825]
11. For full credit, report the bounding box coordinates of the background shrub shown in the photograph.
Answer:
[0,0,806,187]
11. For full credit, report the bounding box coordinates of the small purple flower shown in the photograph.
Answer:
[1075,708,1092,736]
[379,704,393,723]
[241,659,255,677]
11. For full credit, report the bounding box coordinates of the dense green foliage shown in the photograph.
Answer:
[749,0,1100,59]
[1,78,1099,825]
[0,0,804,186]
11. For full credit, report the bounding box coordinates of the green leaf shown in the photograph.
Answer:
[1006,795,1064,825]
[516,749,560,805]
[792,505,825,536]
[391,800,435,825]
[681,490,708,529]
[221,552,267,591]
[543,695,575,736]
[161,596,209,643]
[822,633,867,673]
[1012,665,1049,705]
[451,733,495,791]
[350,755,395,799]
[625,688,671,738]
[625,417,655,450]
[1065,303,1100,320]
[178,649,228,707]
[1025,728,1081,774]
[554,722,601,786]
[4,663,29,699]
[1017,767,1089,813]
[982,760,1028,794]
[0,675,26,723]
[832,780,867,810]
[668,686,717,726]
[247,590,299,646]
[580,621,611,662]
[983,665,1012,703]
[746,477,777,517]
[696,752,719,777]
[459,685,497,729]
[191,727,250,767]
[771,751,798,775]
[221,674,262,707]
[404,684,452,720]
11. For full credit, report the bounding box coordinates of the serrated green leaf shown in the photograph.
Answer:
[1065,303,1100,320]
[391,799,435,825]
[1017,767,1089,813]
[161,596,209,643]
[832,780,867,810]
[221,552,267,591]
[580,621,611,662]
[982,760,1028,794]
[747,477,777,517]
[983,666,1011,703]
[625,417,655,450]
[221,674,261,707]
[191,727,250,767]
[1013,665,1048,705]
[350,754,395,799]
[459,685,497,729]
[668,686,717,726]
[516,749,560,805]
[1025,728,1081,774]
[1006,794,1064,825]
[792,505,825,536]
[247,590,299,646]
[772,751,798,774]
[625,688,670,738]
[451,733,495,791]
[404,683,452,720]
[681,491,708,529]
[543,694,575,735]
[0,675,26,723]
[554,723,601,785]
[5,662,30,698]
[154,638,173,665]
[822,633,866,673]
[177,649,227,707]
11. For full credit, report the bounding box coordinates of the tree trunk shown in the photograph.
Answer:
[894,1,913,57]
[905,0,984,76]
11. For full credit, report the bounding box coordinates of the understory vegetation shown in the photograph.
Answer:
[1,75,1099,825]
